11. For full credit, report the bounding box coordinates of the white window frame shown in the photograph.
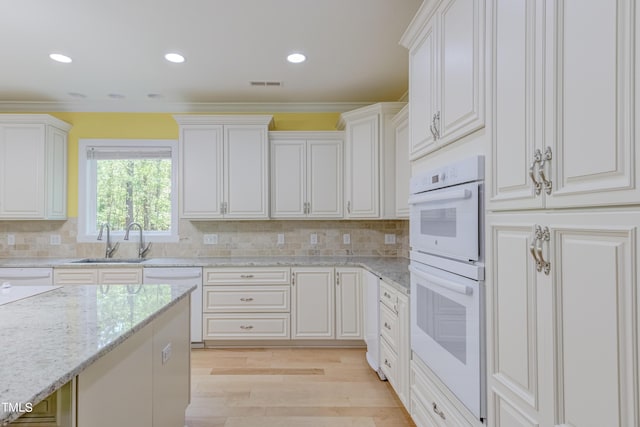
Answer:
[78,139,179,243]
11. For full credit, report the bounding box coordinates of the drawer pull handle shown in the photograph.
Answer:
[383,292,391,298]
[240,297,254,302]
[384,322,391,330]
[240,325,254,330]
[432,402,446,420]
[240,274,255,279]
[384,359,392,368]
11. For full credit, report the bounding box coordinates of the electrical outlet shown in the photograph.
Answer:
[7,234,15,246]
[310,233,318,245]
[161,342,172,365]
[203,234,218,245]
[384,234,396,245]
[277,233,285,245]
[50,235,61,245]
[343,233,351,245]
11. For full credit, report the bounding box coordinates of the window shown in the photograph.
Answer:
[78,139,179,242]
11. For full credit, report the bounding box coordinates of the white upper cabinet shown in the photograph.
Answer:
[270,132,343,219]
[0,114,70,220]
[489,0,639,210]
[391,106,410,218]
[339,102,406,219]
[401,0,486,160]
[174,115,272,219]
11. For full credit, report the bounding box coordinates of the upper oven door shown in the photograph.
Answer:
[409,181,480,262]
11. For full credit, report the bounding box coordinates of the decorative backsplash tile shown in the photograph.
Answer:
[0,219,409,258]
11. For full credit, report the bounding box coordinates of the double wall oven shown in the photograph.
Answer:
[409,155,485,421]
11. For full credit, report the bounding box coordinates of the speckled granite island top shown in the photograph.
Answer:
[0,256,410,293]
[0,283,195,425]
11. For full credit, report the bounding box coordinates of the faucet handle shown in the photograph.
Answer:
[140,242,152,259]
[106,241,120,258]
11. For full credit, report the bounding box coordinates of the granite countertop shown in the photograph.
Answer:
[0,256,410,293]
[0,283,195,425]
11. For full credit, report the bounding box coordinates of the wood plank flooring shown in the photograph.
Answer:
[185,348,415,427]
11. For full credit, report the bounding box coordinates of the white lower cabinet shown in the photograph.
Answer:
[379,280,410,410]
[202,267,291,340]
[291,267,335,339]
[53,268,142,285]
[487,211,639,427]
[335,268,363,340]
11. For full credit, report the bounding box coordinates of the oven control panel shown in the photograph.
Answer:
[410,155,484,194]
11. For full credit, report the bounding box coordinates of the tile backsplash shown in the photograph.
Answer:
[0,218,409,258]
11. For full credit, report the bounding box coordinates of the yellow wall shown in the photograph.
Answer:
[46,112,341,217]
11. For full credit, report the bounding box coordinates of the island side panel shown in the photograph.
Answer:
[77,322,154,427]
[152,297,191,427]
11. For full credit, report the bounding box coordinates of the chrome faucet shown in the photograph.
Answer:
[97,223,119,258]
[124,222,152,259]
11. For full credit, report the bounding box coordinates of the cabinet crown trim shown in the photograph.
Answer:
[399,0,439,49]
[269,131,344,139]
[0,114,72,131]
[173,114,274,128]
[336,102,406,130]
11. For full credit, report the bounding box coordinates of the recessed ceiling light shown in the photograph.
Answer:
[287,53,306,64]
[67,92,86,99]
[165,53,185,63]
[108,93,125,99]
[147,93,163,99]
[49,53,72,63]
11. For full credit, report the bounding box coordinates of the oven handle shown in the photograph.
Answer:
[409,266,473,295]
[408,189,471,205]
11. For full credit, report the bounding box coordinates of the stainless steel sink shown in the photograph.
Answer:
[72,258,146,264]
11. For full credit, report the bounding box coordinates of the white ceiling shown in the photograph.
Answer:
[0,0,422,112]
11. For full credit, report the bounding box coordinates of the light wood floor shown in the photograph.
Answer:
[185,348,416,427]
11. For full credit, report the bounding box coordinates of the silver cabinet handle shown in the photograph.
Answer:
[240,325,254,330]
[292,273,295,286]
[538,147,553,195]
[384,359,392,368]
[240,297,254,302]
[240,274,254,279]
[430,112,440,140]
[432,402,446,420]
[384,322,391,330]
[530,225,551,275]
[529,149,543,195]
[346,201,351,214]
[383,291,391,299]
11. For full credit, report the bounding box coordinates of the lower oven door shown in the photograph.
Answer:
[409,181,480,262]
[410,262,485,419]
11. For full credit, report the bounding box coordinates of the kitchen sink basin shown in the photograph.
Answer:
[72,258,146,264]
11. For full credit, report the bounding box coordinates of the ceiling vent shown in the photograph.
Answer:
[250,81,283,87]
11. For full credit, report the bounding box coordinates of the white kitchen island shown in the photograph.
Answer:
[0,283,194,426]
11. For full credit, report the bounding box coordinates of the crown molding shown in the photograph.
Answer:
[0,100,374,114]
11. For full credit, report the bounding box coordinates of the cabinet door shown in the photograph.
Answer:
[489,0,545,211]
[436,0,486,146]
[548,214,638,427]
[408,16,438,160]
[394,112,410,218]
[180,126,223,218]
[224,125,269,218]
[486,217,553,427]
[335,268,362,339]
[0,124,45,218]
[544,0,638,208]
[308,139,343,218]
[345,115,379,218]
[46,126,68,219]
[271,140,306,218]
[54,269,98,285]
[98,268,142,285]
[291,268,334,339]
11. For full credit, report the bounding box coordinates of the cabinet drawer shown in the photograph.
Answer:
[411,360,468,427]
[204,268,290,285]
[379,280,398,311]
[380,303,399,349]
[203,313,290,339]
[54,269,98,285]
[380,337,398,387]
[98,269,142,284]
[203,286,290,313]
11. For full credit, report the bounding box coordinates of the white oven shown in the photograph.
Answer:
[409,156,483,262]
[409,155,486,421]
